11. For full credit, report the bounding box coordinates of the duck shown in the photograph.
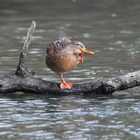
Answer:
[46,38,95,89]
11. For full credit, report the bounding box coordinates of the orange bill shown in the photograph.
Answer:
[81,48,95,55]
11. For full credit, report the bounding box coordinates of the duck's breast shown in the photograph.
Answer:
[46,53,78,73]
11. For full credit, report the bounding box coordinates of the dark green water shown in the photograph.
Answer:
[0,0,140,139]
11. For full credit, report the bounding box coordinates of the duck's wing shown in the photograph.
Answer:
[46,38,72,54]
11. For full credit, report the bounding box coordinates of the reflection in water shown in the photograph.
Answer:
[0,0,140,139]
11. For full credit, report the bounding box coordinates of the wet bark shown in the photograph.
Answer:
[0,21,140,95]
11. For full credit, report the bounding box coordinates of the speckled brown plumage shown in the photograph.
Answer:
[46,38,72,55]
[46,37,95,89]
[46,38,79,73]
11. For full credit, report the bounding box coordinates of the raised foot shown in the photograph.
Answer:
[60,82,73,89]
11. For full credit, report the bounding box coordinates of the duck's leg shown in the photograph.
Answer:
[59,73,73,89]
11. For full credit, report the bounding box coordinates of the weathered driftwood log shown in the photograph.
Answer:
[0,21,140,95]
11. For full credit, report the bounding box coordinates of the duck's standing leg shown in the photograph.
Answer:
[59,73,73,89]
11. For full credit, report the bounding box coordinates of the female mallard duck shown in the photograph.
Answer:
[46,38,95,89]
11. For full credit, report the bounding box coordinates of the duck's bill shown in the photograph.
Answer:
[81,48,95,55]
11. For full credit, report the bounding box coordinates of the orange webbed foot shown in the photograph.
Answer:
[60,81,73,89]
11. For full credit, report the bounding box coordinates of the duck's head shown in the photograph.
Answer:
[71,41,95,63]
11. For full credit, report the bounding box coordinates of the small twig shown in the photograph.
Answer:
[16,21,36,77]
[22,21,36,56]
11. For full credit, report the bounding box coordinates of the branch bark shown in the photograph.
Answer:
[16,21,36,77]
[0,21,140,95]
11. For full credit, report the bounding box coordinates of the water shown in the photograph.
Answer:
[0,0,140,139]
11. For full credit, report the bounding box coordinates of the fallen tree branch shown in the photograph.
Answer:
[0,21,140,95]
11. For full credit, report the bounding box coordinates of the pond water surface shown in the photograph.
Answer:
[0,0,140,139]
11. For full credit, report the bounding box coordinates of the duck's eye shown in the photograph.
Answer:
[77,44,84,48]
[75,43,80,46]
